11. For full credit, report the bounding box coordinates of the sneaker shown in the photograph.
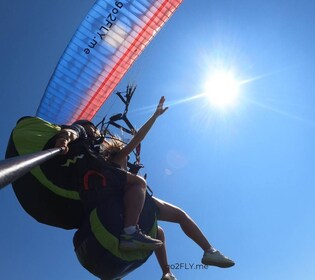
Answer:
[119,227,163,251]
[161,273,177,280]
[201,250,235,268]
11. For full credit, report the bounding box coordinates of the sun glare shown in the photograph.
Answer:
[204,70,241,109]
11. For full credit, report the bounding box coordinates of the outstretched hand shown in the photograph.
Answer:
[154,96,168,117]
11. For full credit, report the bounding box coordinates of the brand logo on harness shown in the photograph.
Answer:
[61,154,84,167]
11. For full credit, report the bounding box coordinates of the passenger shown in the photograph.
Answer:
[103,96,235,268]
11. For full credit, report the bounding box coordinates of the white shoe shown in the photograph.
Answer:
[201,250,235,268]
[119,227,163,251]
[161,272,177,280]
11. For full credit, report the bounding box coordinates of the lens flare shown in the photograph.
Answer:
[204,71,241,109]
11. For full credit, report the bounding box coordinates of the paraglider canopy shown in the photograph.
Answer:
[36,0,183,125]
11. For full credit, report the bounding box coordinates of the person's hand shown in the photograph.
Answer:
[54,129,76,154]
[154,96,168,117]
[55,137,70,154]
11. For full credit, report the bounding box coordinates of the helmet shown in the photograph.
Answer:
[72,120,95,128]
[69,120,95,139]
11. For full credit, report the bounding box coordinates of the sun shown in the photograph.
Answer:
[203,70,241,109]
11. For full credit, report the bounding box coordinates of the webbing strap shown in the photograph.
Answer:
[104,85,143,175]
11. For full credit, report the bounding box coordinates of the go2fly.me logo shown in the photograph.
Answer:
[84,1,125,54]
[84,0,157,54]
[167,263,209,270]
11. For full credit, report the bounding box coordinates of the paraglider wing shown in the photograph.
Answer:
[36,0,183,125]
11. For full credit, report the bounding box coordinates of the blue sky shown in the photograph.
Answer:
[1,0,315,279]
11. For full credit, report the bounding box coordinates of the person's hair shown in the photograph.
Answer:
[101,135,125,161]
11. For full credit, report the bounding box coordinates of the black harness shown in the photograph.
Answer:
[98,85,144,176]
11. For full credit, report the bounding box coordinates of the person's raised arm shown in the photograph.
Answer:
[118,96,168,158]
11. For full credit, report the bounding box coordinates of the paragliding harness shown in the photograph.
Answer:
[96,85,153,194]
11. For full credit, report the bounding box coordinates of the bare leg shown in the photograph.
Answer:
[119,175,163,251]
[153,198,235,268]
[155,226,171,275]
[123,173,147,227]
[153,197,213,252]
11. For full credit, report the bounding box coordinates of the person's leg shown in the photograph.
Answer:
[123,172,147,227]
[153,197,212,251]
[153,197,235,268]
[119,173,163,251]
[155,226,176,280]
